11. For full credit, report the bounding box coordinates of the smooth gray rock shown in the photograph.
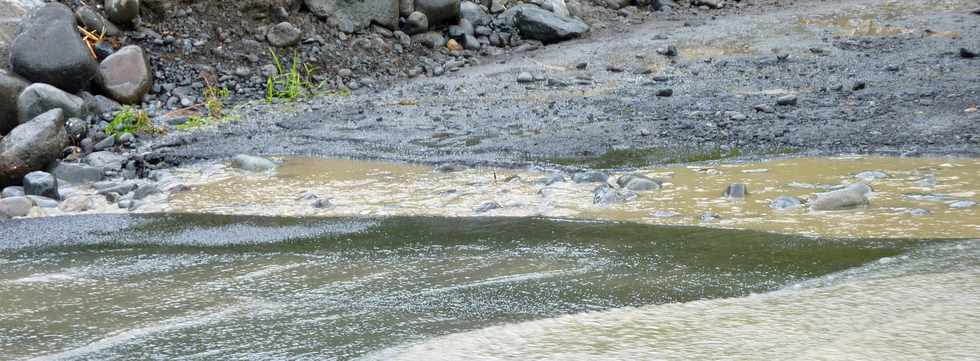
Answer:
[617,174,662,191]
[10,3,98,93]
[50,161,105,184]
[27,195,58,208]
[700,211,722,222]
[498,4,539,28]
[97,45,153,104]
[949,200,976,209]
[855,171,889,182]
[810,183,872,211]
[133,183,161,200]
[723,183,748,199]
[75,6,121,36]
[513,6,589,43]
[0,196,33,218]
[2,186,24,198]
[474,201,502,213]
[84,151,125,171]
[0,109,68,187]
[406,11,429,35]
[531,0,569,16]
[776,94,798,106]
[592,184,636,205]
[105,0,140,25]
[0,71,30,136]
[573,171,608,183]
[412,31,447,49]
[231,154,278,172]
[459,1,491,26]
[769,195,804,209]
[22,171,58,199]
[533,174,565,186]
[304,0,400,31]
[909,208,930,216]
[96,181,136,196]
[60,195,95,212]
[415,0,461,26]
[266,22,303,47]
[17,83,85,123]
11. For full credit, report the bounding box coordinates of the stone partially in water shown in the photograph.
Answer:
[617,174,662,191]
[592,184,636,205]
[770,196,804,210]
[723,183,748,199]
[474,201,502,213]
[855,171,889,182]
[810,183,871,211]
[573,171,609,184]
[948,200,976,209]
[231,155,278,172]
[0,196,32,218]
[22,171,59,199]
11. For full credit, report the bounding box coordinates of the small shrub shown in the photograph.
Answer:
[106,106,162,139]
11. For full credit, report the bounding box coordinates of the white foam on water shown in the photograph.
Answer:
[364,241,980,361]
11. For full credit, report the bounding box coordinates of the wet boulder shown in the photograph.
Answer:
[17,83,86,123]
[76,6,121,36]
[231,154,278,172]
[0,109,69,187]
[50,161,104,184]
[415,0,461,26]
[10,3,98,93]
[97,45,153,105]
[105,0,140,25]
[810,183,872,211]
[0,196,33,218]
[513,6,589,43]
[723,183,748,199]
[769,195,804,209]
[0,71,30,136]
[617,174,662,191]
[22,171,58,199]
[304,0,400,31]
[593,184,636,205]
[855,171,889,182]
[573,170,609,184]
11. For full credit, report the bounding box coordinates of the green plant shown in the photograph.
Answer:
[175,116,210,131]
[204,82,231,119]
[266,48,322,103]
[106,106,162,139]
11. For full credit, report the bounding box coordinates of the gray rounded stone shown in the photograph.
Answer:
[22,171,59,199]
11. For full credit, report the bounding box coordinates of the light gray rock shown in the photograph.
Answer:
[97,45,153,104]
[0,109,68,187]
[75,6,121,36]
[459,1,491,26]
[414,0,461,26]
[266,22,303,47]
[474,200,502,213]
[2,186,24,198]
[84,151,125,171]
[406,11,429,35]
[231,154,278,172]
[412,31,447,49]
[22,171,58,199]
[592,184,636,205]
[533,174,565,185]
[855,171,889,182]
[17,83,85,123]
[776,94,798,106]
[399,0,414,16]
[105,0,140,25]
[0,196,33,218]
[617,174,662,191]
[531,0,569,16]
[49,161,105,184]
[810,183,872,211]
[513,6,589,43]
[132,183,161,200]
[949,200,976,209]
[769,195,804,209]
[0,71,30,136]
[10,3,98,93]
[908,208,930,216]
[516,72,534,83]
[27,195,58,208]
[573,171,608,183]
[95,181,136,196]
[60,195,95,212]
[304,0,400,31]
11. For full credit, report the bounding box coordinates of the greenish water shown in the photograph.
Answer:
[0,215,938,360]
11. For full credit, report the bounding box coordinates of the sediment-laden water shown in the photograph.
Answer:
[0,214,955,360]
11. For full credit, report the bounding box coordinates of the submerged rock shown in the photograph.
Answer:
[573,171,608,184]
[231,155,278,172]
[855,171,889,182]
[949,200,976,209]
[769,196,804,210]
[474,201,502,213]
[617,174,662,191]
[810,183,872,211]
[723,183,748,199]
[10,3,98,93]
[0,109,68,187]
[592,184,636,205]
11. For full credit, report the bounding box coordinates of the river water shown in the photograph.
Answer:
[2,155,978,360]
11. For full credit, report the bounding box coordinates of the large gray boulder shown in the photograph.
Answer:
[399,0,414,16]
[810,183,872,211]
[513,5,589,43]
[406,11,429,35]
[415,0,461,26]
[0,109,69,187]
[1,71,30,136]
[459,1,491,26]
[105,0,140,25]
[17,83,86,124]
[10,3,98,93]
[304,0,400,31]
[97,45,153,104]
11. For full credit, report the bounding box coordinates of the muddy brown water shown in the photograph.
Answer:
[169,156,980,239]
